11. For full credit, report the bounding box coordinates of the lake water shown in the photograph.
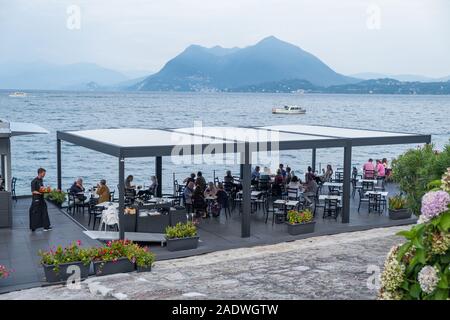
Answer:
[1,91,449,195]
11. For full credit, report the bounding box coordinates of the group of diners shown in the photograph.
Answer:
[124,174,158,200]
[68,177,111,204]
[362,158,391,180]
[182,171,229,219]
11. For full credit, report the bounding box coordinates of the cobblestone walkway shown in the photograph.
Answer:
[0,226,409,300]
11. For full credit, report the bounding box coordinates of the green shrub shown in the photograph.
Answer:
[391,143,450,215]
[287,209,314,224]
[165,222,197,239]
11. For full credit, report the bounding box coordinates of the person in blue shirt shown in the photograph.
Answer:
[279,164,287,178]
[251,166,260,185]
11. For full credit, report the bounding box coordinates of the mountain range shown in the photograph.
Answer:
[132,36,357,91]
[1,36,449,94]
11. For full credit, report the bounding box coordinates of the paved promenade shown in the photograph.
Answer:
[0,225,408,300]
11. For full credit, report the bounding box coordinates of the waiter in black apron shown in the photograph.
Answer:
[29,168,52,232]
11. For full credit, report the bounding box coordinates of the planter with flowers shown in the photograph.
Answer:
[378,168,450,300]
[388,194,412,220]
[38,241,91,283]
[285,209,315,235]
[165,222,199,251]
[44,188,67,208]
[91,240,155,276]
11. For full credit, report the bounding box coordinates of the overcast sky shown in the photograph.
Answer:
[1,0,449,77]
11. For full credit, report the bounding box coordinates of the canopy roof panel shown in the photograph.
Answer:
[57,124,431,158]
[0,119,49,138]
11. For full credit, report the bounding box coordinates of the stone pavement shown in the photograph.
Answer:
[0,225,409,300]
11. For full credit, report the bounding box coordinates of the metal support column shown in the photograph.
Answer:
[155,156,162,197]
[312,148,316,172]
[57,139,62,191]
[118,157,125,240]
[241,142,251,238]
[342,141,352,223]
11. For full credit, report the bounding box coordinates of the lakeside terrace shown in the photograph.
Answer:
[0,124,430,293]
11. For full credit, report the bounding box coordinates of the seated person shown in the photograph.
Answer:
[288,176,304,192]
[137,176,158,198]
[70,177,86,202]
[216,183,229,210]
[285,166,292,185]
[320,164,333,182]
[363,159,375,179]
[125,174,136,197]
[251,166,260,185]
[96,179,110,203]
[376,159,385,178]
[305,166,317,183]
[303,178,318,204]
[204,182,217,198]
[272,169,284,197]
[279,164,287,178]
[192,182,207,218]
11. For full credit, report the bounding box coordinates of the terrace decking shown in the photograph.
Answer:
[0,181,416,294]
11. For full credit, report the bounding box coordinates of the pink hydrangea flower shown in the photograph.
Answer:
[420,191,450,223]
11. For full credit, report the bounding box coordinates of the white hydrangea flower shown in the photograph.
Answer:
[418,265,440,294]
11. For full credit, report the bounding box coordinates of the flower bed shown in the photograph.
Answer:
[378,168,450,300]
[39,240,155,281]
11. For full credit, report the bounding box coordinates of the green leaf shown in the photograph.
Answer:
[433,288,449,300]
[397,242,412,262]
[409,283,421,299]
[397,230,414,240]
[438,211,450,231]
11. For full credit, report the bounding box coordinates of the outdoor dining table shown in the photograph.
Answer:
[323,182,343,188]
[319,195,342,202]
[358,179,378,184]
[364,191,388,197]
[237,190,263,197]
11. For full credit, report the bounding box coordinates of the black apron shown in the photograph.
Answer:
[29,177,50,230]
[29,197,50,230]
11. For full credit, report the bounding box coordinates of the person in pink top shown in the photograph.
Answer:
[363,158,375,179]
[376,159,385,177]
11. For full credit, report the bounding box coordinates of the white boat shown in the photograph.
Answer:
[9,92,27,97]
[272,105,306,114]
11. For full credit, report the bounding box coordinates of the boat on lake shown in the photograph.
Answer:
[272,105,306,114]
[9,92,27,97]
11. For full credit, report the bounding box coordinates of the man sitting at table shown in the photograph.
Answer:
[363,158,375,179]
[70,177,87,202]
[96,179,110,203]
[251,166,260,185]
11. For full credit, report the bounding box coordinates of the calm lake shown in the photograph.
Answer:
[1,91,449,195]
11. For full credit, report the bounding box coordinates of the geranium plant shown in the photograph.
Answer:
[287,209,314,224]
[378,168,450,300]
[38,240,91,273]
[165,222,197,239]
[90,240,155,268]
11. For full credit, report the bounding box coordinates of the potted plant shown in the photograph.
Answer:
[38,241,91,283]
[165,222,199,251]
[388,194,412,220]
[44,188,66,208]
[285,209,316,235]
[126,243,155,273]
[90,240,136,276]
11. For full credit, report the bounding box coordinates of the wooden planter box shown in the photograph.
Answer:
[93,257,135,276]
[389,208,412,220]
[123,213,137,232]
[286,221,316,235]
[166,236,199,251]
[43,262,90,283]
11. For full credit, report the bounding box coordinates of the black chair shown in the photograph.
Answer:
[357,182,373,212]
[323,198,339,219]
[87,197,101,228]
[11,177,17,201]
[268,201,285,225]
[368,193,382,214]
[363,170,375,179]
[334,172,344,183]
[232,192,243,213]
[214,177,220,186]
[286,187,299,201]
